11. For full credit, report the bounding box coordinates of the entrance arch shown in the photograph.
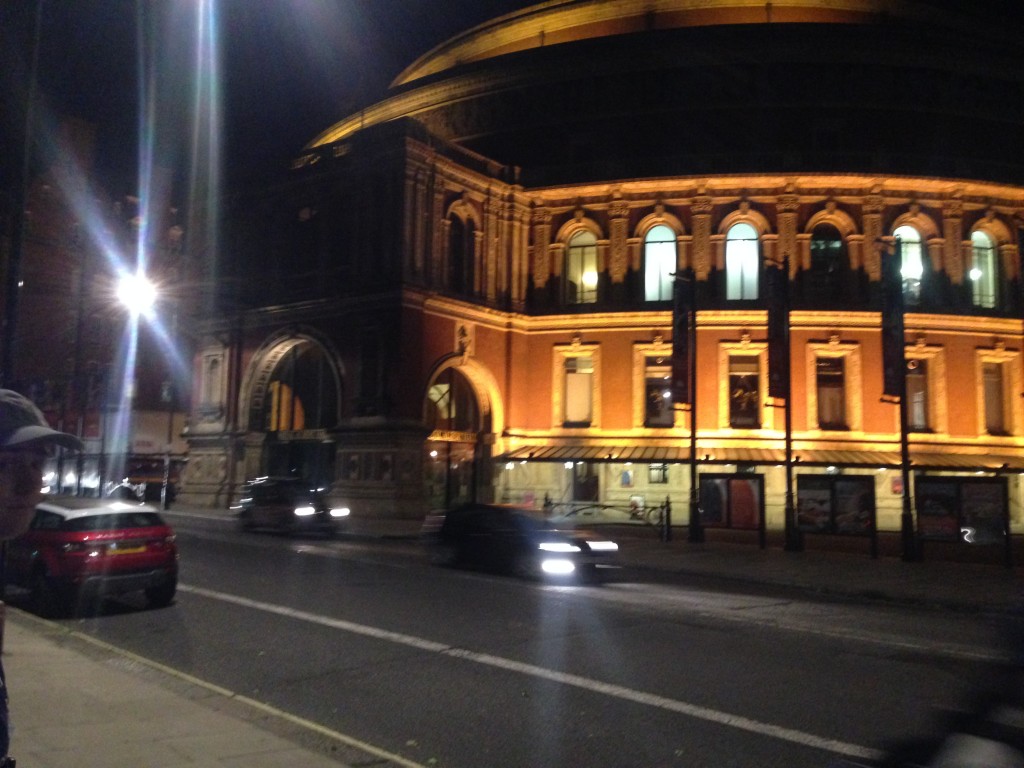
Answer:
[423,357,503,509]
[242,333,343,485]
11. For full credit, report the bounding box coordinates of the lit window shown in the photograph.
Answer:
[564,355,594,426]
[644,355,674,427]
[644,225,676,302]
[649,463,669,484]
[728,355,760,428]
[906,358,929,431]
[566,230,598,304]
[894,225,923,305]
[816,357,846,430]
[970,231,997,309]
[726,222,759,300]
[983,362,1006,435]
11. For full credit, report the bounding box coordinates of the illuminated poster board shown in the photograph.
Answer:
[699,474,763,530]
[916,477,1008,545]
[797,474,875,536]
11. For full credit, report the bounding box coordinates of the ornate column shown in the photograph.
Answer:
[690,195,714,280]
[861,193,885,281]
[510,194,530,306]
[484,192,499,301]
[943,200,964,284]
[609,199,630,284]
[532,208,552,290]
[776,192,800,274]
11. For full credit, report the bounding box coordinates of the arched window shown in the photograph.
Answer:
[426,368,480,432]
[808,223,846,302]
[565,230,598,304]
[448,216,475,295]
[643,224,676,302]
[893,225,923,305]
[970,230,998,309]
[726,222,759,300]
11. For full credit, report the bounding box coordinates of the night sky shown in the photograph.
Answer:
[1,0,529,196]
[1,0,1020,199]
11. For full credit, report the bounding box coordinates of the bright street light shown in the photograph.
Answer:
[116,272,157,316]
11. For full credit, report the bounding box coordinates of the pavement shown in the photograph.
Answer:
[3,507,1022,767]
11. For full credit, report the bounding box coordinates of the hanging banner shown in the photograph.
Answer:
[881,239,905,400]
[671,270,692,406]
[766,259,790,400]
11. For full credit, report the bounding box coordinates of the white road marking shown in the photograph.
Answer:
[180,583,885,761]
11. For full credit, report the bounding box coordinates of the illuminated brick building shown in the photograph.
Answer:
[182,1,1024,553]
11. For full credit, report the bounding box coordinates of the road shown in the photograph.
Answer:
[33,511,1019,768]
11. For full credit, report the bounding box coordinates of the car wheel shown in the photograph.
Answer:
[30,570,67,619]
[237,510,254,531]
[145,576,177,608]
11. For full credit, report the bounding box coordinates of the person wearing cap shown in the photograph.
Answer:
[0,389,82,764]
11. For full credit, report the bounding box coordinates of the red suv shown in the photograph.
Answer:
[6,496,179,617]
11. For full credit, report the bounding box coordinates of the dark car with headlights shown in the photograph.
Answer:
[233,477,350,536]
[5,496,178,617]
[421,503,618,580]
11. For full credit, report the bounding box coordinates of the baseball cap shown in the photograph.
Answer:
[0,389,84,451]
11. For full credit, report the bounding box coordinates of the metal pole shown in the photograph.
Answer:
[781,256,803,551]
[686,267,703,543]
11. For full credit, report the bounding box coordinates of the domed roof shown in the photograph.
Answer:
[392,0,935,87]
[303,0,1024,187]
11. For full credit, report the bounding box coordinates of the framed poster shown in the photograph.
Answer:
[797,475,832,532]
[797,475,875,536]
[960,480,1007,545]
[915,479,960,541]
[699,474,763,530]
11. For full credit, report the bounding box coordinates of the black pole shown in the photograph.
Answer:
[686,268,702,543]
[684,270,700,548]
[891,238,917,562]
[781,256,802,551]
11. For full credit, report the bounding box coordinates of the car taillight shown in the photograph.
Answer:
[61,542,102,556]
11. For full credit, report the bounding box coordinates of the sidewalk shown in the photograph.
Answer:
[3,611,401,768]
[3,509,1021,767]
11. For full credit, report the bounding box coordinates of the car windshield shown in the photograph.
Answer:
[62,512,166,532]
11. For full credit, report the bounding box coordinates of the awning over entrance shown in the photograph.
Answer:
[495,444,1024,472]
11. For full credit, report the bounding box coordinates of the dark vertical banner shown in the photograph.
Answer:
[671,269,692,406]
[766,258,789,400]
[881,239,905,400]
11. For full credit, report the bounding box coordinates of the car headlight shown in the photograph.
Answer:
[538,542,581,553]
[587,541,618,552]
[330,507,351,518]
[293,505,316,517]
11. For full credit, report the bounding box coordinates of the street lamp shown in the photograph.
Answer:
[117,272,157,317]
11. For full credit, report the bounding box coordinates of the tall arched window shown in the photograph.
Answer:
[448,216,475,295]
[893,225,923,305]
[565,230,598,304]
[644,224,676,301]
[970,230,998,309]
[726,222,759,300]
[808,223,846,303]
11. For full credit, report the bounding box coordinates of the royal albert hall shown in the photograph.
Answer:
[180,0,1024,557]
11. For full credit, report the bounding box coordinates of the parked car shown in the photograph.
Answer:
[6,496,179,617]
[421,503,619,580]
[232,477,351,536]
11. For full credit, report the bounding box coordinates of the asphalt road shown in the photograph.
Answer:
[35,512,1017,768]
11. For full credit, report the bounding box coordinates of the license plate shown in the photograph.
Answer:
[109,545,145,555]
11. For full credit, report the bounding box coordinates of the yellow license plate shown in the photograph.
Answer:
[109,545,145,555]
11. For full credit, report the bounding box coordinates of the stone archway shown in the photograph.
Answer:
[423,357,503,509]
[241,333,343,485]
